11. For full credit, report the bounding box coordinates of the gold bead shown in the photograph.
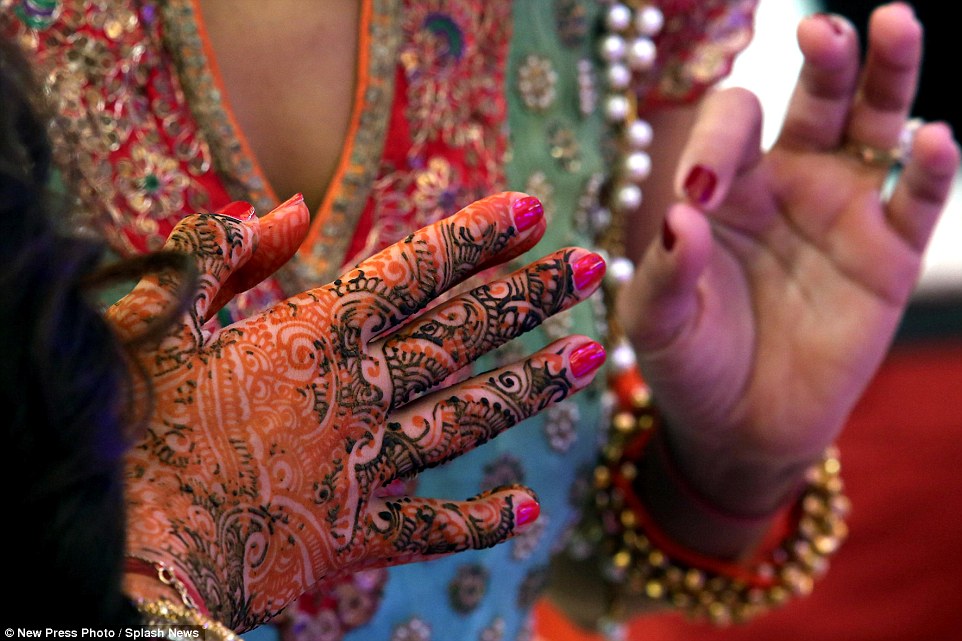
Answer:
[648,549,666,567]
[684,568,705,590]
[631,386,651,408]
[613,549,633,569]
[645,579,665,599]
[594,466,612,488]
[613,411,636,433]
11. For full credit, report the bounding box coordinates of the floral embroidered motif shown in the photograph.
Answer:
[516,566,549,610]
[448,564,490,614]
[480,454,526,493]
[516,54,558,112]
[345,0,512,269]
[544,401,579,453]
[479,617,506,641]
[391,617,432,641]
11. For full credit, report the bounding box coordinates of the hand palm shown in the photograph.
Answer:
[680,146,917,458]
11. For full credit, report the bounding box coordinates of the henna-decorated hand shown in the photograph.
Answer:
[112,192,606,630]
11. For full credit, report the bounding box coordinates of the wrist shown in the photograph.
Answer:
[635,428,808,559]
[657,415,828,517]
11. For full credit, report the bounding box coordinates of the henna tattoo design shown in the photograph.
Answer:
[116,193,605,630]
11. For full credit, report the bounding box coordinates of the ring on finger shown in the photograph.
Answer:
[843,118,923,168]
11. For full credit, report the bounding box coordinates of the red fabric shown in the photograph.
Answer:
[535,338,962,641]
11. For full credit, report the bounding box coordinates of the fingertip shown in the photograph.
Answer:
[569,339,606,379]
[796,12,856,70]
[915,122,961,176]
[572,250,607,293]
[515,498,541,530]
[512,193,545,232]
[674,88,762,210]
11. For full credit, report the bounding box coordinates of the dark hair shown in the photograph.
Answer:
[1,35,140,625]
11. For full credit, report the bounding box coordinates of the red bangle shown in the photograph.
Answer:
[593,363,849,624]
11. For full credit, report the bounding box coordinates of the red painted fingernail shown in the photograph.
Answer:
[573,252,606,291]
[215,200,255,219]
[813,12,845,36]
[513,196,544,231]
[662,217,676,251]
[570,341,606,378]
[516,500,540,527]
[683,165,717,205]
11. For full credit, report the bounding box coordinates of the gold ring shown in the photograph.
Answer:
[843,118,923,168]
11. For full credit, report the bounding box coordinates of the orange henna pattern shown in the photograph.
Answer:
[114,192,605,630]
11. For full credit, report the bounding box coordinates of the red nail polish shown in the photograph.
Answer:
[573,252,606,291]
[513,196,544,232]
[683,165,717,205]
[569,341,606,378]
[662,217,676,251]
[215,201,255,219]
[516,500,540,527]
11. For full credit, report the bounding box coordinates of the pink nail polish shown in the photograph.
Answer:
[683,165,717,205]
[573,252,606,291]
[662,217,676,251]
[569,341,606,378]
[513,196,544,231]
[516,500,540,527]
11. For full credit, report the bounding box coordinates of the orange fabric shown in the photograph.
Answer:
[535,337,962,641]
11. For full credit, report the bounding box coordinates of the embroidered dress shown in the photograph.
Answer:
[0,1,753,639]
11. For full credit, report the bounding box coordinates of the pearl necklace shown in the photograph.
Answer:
[598,1,664,385]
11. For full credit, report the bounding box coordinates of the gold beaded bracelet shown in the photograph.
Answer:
[127,555,240,641]
[136,599,241,641]
[586,368,850,630]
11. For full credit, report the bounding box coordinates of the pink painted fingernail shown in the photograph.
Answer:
[570,341,606,378]
[516,500,540,528]
[215,200,255,219]
[513,196,544,231]
[683,165,717,205]
[573,252,606,291]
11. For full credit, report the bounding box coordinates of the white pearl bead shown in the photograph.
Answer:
[615,183,643,211]
[635,6,665,36]
[605,3,632,32]
[609,256,635,284]
[590,207,612,230]
[624,151,651,182]
[606,62,631,91]
[611,340,638,372]
[599,34,627,63]
[627,37,656,71]
[625,119,653,148]
[604,94,630,123]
